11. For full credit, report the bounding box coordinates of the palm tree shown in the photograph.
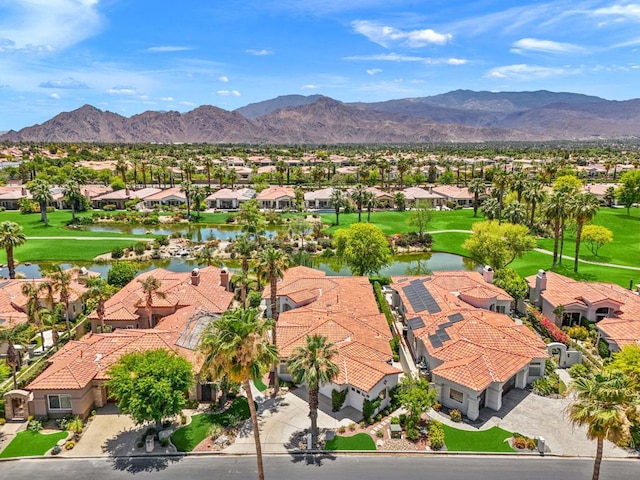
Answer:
[39,307,61,351]
[115,158,128,183]
[0,324,31,389]
[138,275,165,328]
[29,178,53,225]
[330,188,345,225]
[233,234,256,275]
[503,201,527,225]
[567,371,639,480]
[226,169,239,189]
[522,180,546,228]
[396,156,411,189]
[492,170,510,224]
[202,156,215,188]
[543,191,568,268]
[467,178,486,217]
[48,265,73,336]
[63,179,82,221]
[21,281,46,348]
[351,184,366,222]
[286,334,339,446]
[180,180,193,220]
[257,247,290,395]
[480,197,500,221]
[0,221,26,279]
[199,307,277,480]
[363,190,376,222]
[191,185,206,219]
[84,278,115,333]
[510,170,528,203]
[569,193,600,273]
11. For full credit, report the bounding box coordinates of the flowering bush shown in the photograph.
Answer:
[540,317,569,345]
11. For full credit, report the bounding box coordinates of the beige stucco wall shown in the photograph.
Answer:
[32,384,95,419]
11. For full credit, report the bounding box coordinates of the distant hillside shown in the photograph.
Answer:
[235,94,325,119]
[2,90,639,143]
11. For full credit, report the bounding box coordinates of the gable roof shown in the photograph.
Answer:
[256,186,295,200]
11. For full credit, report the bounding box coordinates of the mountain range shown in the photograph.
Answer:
[2,90,639,144]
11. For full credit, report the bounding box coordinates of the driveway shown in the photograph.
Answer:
[431,383,633,458]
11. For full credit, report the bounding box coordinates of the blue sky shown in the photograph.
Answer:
[1,0,640,131]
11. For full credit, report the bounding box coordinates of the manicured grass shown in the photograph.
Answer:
[254,377,267,392]
[0,430,68,458]
[171,397,251,452]
[442,425,514,453]
[2,239,138,263]
[325,433,376,451]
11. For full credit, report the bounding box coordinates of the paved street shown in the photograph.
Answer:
[0,455,636,480]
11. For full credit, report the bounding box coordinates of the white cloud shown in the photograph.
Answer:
[147,46,192,53]
[216,90,241,96]
[39,77,88,89]
[366,68,382,75]
[511,38,586,54]
[49,93,61,99]
[593,4,640,21]
[485,64,580,80]
[301,84,318,90]
[352,20,452,48]
[0,0,104,51]
[218,76,229,82]
[160,96,174,101]
[345,53,466,65]
[106,86,138,95]
[180,101,196,106]
[246,48,273,56]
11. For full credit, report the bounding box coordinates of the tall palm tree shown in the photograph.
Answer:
[115,158,128,183]
[287,334,339,446]
[543,191,568,268]
[0,221,27,279]
[396,156,411,189]
[39,307,61,351]
[180,180,193,220]
[28,178,53,225]
[363,190,376,222]
[503,201,527,225]
[522,180,546,228]
[567,371,639,480]
[492,170,510,224]
[467,178,486,217]
[330,188,345,226]
[233,234,256,275]
[257,247,290,395]
[63,179,82,221]
[202,156,215,188]
[48,265,73,336]
[0,324,31,389]
[199,308,277,480]
[569,193,600,273]
[137,275,165,328]
[84,278,115,333]
[510,170,528,203]
[191,185,206,219]
[351,184,366,222]
[21,281,46,348]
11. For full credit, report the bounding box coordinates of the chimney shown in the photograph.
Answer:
[482,265,494,284]
[191,268,200,286]
[220,269,229,291]
[535,269,547,293]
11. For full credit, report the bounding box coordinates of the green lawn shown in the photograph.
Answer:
[324,433,376,451]
[442,425,514,453]
[0,430,68,458]
[3,239,139,263]
[171,397,251,452]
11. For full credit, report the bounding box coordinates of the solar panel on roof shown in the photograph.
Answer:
[437,331,450,342]
[429,335,443,348]
[407,317,425,330]
[448,313,464,323]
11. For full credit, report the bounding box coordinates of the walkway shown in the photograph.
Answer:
[26,236,153,242]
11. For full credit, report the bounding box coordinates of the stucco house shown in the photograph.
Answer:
[256,186,296,210]
[402,186,446,208]
[92,187,161,210]
[431,185,474,207]
[86,267,234,332]
[0,186,29,210]
[205,188,255,209]
[304,187,337,210]
[527,270,640,352]
[143,186,186,209]
[265,266,401,414]
[390,269,547,421]
[15,305,215,420]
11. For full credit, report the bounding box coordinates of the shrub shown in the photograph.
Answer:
[405,425,420,441]
[0,418,6,426]
[208,423,224,439]
[390,416,400,424]
[598,339,611,358]
[64,440,75,450]
[540,317,569,345]
[337,425,346,434]
[111,246,124,259]
[348,423,357,431]
[449,409,462,423]
[331,389,348,412]
[569,363,590,379]
[398,413,407,426]
[432,401,442,412]
[428,420,445,450]
[133,242,146,255]
[160,438,170,447]
[363,397,382,422]
[180,415,187,425]
[28,419,43,432]
[67,417,84,434]
[136,440,144,449]
[567,326,589,341]
[51,445,62,455]
[248,291,262,309]
[513,436,527,449]
[376,430,384,438]
[103,204,117,211]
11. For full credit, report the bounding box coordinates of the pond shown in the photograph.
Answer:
[2,252,480,280]
[83,224,280,242]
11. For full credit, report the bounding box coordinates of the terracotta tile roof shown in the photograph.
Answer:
[275,270,400,393]
[143,186,185,202]
[402,187,444,200]
[205,188,255,201]
[304,187,336,201]
[256,186,295,200]
[528,271,640,349]
[392,273,545,393]
[87,266,233,324]
[431,185,473,200]
[28,306,211,391]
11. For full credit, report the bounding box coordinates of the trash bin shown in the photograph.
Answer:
[537,436,545,454]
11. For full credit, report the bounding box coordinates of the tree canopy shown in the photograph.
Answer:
[581,225,613,257]
[107,349,194,426]
[462,221,536,270]
[333,223,391,276]
[493,267,528,301]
